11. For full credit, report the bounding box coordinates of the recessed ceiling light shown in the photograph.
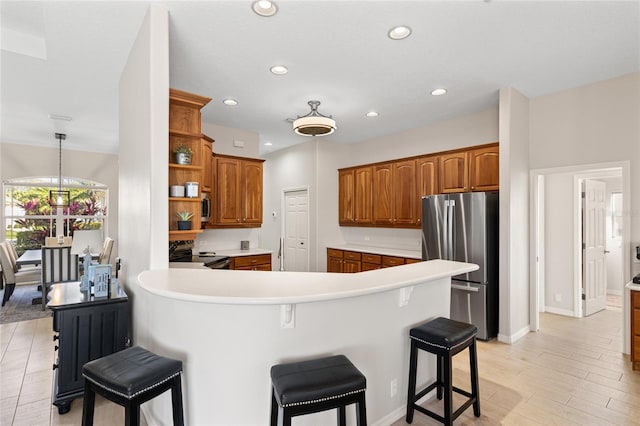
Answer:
[388,26,411,40]
[264,142,273,146]
[431,88,448,96]
[270,65,288,75]
[223,98,238,106]
[366,111,379,118]
[252,0,278,17]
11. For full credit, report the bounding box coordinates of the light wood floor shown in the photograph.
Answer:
[1,308,638,425]
[393,307,640,426]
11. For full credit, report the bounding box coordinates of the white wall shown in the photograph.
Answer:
[0,143,119,253]
[530,72,640,280]
[262,140,319,270]
[117,4,171,422]
[543,173,575,314]
[498,87,531,343]
[202,122,260,158]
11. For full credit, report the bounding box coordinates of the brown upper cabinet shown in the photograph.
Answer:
[168,89,211,241]
[469,145,500,191]
[337,142,498,229]
[439,144,499,193]
[439,151,469,193]
[338,167,372,225]
[200,135,214,193]
[416,155,439,226]
[372,161,417,225]
[208,154,264,228]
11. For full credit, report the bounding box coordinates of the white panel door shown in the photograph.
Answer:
[583,179,607,316]
[284,190,309,272]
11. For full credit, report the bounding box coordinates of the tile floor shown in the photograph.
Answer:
[2,307,639,425]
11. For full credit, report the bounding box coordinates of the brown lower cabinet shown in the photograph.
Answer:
[632,290,640,370]
[229,254,272,271]
[327,248,421,273]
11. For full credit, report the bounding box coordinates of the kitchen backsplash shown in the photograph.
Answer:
[195,228,261,252]
[339,227,422,252]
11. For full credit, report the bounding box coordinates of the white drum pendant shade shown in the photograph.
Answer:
[292,100,336,136]
[293,116,336,136]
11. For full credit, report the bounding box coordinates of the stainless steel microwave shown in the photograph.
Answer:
[201,197,211,223]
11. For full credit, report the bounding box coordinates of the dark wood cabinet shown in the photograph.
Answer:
[48,282,128,414]
[354,167,373,224]
[339,167,372,225]
[337,143,498,229]
[338,169,355,224]
[439,151,469,193]
[416,155,439,225]
[210,155,264,228]
[168,89,211,241]
[631,290,640,371]
[201,135,214,193]
[326,248,420,273]
[469,145,499,191]
[230,254,272,270]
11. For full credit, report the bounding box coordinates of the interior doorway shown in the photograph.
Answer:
[530,161,630,354]
[282,188,310,272]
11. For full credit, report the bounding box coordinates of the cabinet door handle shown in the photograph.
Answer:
[52,363,58,370]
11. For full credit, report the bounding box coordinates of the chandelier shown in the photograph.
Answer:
[49,133,70,208]
[292,100,336,136]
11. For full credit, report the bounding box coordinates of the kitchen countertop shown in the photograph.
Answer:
[626,281,640,292]
[139,259,473,305]
[326,243,421,260]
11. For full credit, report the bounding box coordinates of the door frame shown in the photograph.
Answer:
[281,186,310,272]
[529,160,630,353]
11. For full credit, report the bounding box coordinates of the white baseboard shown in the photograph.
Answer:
[497,324,530,344]
[545,306,576,317]
[371,390,436,426]
[607,289,622,296]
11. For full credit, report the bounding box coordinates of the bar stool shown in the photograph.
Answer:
[406,317,480,425]
[81,346,184,426]
[270,354,367,426]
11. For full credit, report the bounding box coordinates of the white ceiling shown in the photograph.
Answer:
[2,1,639,155]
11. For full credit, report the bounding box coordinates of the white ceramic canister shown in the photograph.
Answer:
[184,182,199,198]
[169,185,185,197]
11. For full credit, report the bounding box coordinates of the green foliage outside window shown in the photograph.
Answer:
[5,183,107,255]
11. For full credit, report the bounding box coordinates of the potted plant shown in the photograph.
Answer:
[176,211,193,230]
[173,145,192,165]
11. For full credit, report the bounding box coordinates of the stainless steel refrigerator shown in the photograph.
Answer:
[421,191,499,340]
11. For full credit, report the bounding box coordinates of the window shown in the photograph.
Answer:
[610,192,622,239]
[3,177,108,255]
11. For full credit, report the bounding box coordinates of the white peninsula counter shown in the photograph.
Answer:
[137,259,477,425]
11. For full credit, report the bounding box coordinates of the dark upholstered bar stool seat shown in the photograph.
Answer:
[81,346,184,426]
[406,317,480,425]
[270,355,367,426]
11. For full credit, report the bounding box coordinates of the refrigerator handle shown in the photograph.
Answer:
[448,199,455,260]
[442,200,449,259]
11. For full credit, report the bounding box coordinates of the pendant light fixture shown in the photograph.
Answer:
[292,100,336,136]
[49,133,70,208]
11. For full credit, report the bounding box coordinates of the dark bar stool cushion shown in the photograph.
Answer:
[271,355,366,407]
[83,346,182,399]
[410,316,477,354]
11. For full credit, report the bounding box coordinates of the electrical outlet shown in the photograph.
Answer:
[364,236,370,241]
[390,378,398,397]
[555,293,562,302]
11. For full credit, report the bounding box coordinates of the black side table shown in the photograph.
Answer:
[47,281,129,414]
